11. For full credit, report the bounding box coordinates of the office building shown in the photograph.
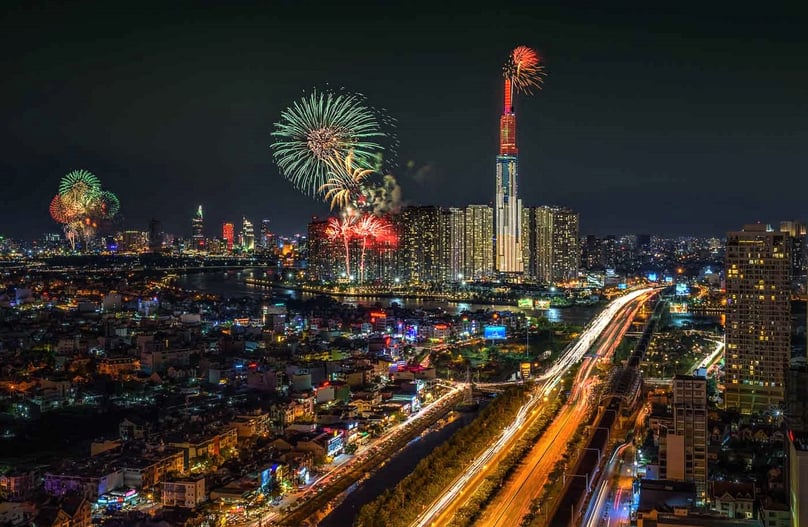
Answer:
[191,205,204,250]
[495,77,523,273]
[222,223,234,252]
[240,217,255,252]
[780,220,806,285]
[148,218,163,253]
[724,223,791,414]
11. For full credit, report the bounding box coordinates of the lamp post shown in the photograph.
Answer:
[562,471,590,493]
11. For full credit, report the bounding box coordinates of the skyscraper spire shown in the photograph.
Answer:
[495,46,544,275]
[495,71,523,273]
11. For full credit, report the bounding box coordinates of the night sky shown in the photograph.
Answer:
[1,1,805,240]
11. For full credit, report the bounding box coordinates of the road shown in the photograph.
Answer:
[410,288,657,527]
[475,289,656,527]
[582,442,637,527]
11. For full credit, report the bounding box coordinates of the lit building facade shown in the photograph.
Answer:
[534,206,579,284]
[222,223,234,251]
[306,218,340,281]
[260,219,275,251]
[495,78,523,274]
[440,208,465,282]
[399,206,440,284]
[670,375,708,502]
[780,220,806,284]
[724,223,791,414]
[191,205,204,250]
[240,217,255,252]
[463,205,494,280]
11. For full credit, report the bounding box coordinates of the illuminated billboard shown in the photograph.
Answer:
[518,298,534,309]
[484,325,507,340]
[675,283,690,296]
[535,299,551,310]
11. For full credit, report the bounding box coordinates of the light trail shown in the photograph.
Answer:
[411,288,656,527]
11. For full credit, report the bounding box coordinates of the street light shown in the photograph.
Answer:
[562,471,591,493]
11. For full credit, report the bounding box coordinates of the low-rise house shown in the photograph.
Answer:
[161,475,206,508]
[710,481,755,519]
[0,469,36,501]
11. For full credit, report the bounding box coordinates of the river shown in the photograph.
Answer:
[174,269,601,325]
[318,409,480,527]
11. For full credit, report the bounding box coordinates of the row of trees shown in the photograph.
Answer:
[449,394,566,526]
[354,385,531,527]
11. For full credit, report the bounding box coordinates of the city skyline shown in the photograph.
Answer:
[1,2,806,240]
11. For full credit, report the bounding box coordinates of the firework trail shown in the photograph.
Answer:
[319,150,375,211]
[271,89,387,197]
[326,213,358,277]
[354,214,392,281]
[503,45,546,95]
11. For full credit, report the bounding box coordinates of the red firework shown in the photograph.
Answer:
[49,194,77,224]
[512,46,539,71]
[504,45,545,94]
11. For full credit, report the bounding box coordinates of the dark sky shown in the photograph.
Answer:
[1,1,805,240]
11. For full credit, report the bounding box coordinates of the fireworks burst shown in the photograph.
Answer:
[271,89,387,197]
[503,45,545,94]
[319,151,375,211]
[50,169,120,250]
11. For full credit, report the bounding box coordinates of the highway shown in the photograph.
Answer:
[475,289,656,527]
[409,288,657,527]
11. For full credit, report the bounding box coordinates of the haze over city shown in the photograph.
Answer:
[1,1,805,239]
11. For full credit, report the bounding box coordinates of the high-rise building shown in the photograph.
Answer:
[399,206,440,284]
[495,77,523,274]
[667,375,709,502]
[307,218,339,281]
[191,205,204,250]
[148,218,163,253]
[439,208,465,283]
[535,206,579,284]
[240,217,255,252]
[724,223,791,414]
[780,220,806,285]
[222,223,234,251]
[463,205,494,280]
[260,219,274,251]
[521,206,535,279]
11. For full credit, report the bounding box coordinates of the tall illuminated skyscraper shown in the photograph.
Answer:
[241,217,255,252]
[222,223,234,251]
[191,205,204,250]
[724,223,791,414]
[260,219,273,250]
[495,78,523,273]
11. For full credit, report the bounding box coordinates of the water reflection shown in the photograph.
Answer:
[175,270,600,325]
